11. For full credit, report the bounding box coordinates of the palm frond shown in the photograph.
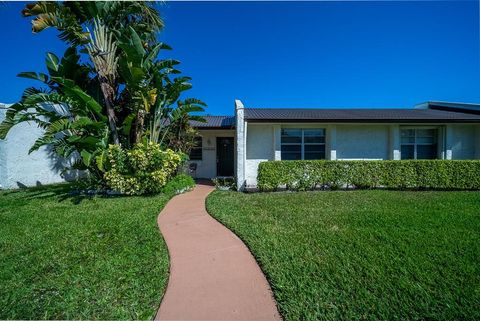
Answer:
[86,18,118,82]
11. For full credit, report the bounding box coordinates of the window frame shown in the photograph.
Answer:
[281,128,326,160]
[189,136,203,161]
[400,127,438,160]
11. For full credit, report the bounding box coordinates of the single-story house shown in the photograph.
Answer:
[189,100,480,191]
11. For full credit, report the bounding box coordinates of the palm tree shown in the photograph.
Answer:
[0,1,206,184]
[21,1,164,145]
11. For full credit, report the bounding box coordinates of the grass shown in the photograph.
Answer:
[207,190,480,321]
[0,184,171,320]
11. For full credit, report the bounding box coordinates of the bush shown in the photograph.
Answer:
[162,174,195,195]
[257,160,480,191]
[104,142,184,195]
[212,177,236,190]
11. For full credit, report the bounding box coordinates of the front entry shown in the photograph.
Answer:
[216,137,234,176]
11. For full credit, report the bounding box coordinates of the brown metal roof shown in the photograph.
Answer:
[191,105,480,128]
[244,108,480,123]
[191,116,235,128]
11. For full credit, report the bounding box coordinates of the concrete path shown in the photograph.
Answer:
[155,182,282,321]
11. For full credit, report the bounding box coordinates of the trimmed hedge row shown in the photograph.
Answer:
[257,160,480,191]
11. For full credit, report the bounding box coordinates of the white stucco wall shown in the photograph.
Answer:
[188,129,235,179]
[475,125,480,159]
[245,124,274,186]
[449,125,476,159]
[0,105,68,189]
[336,125,390,160]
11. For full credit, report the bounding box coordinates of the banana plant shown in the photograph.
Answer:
[116,26,206,148]
[161,98,207,152]
[0,50,109,177]
[2,1,207,187]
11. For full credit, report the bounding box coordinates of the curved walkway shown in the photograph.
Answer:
[155,182,282,321]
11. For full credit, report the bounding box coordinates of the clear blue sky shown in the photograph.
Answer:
[0,1,479,115]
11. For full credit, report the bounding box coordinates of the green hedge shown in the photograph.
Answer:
[257,160,480,191]
[161,174,195,195]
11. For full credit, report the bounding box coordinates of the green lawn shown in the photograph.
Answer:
[207,190,480,321]
[0,184,170,320]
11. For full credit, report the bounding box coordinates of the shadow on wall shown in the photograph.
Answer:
[7,142,85,189]
[0,104,85,189]
[46,146,85,181]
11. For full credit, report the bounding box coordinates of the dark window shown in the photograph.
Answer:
[281,128,326,160]
[189,136,203,160]
[400,128,437,160]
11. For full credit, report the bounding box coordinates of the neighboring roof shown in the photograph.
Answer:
[418,101,480,115]
[191,115,235,129]
[244,108,480,123]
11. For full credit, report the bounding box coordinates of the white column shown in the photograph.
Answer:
[235,99,246,190]
[327,125,337,160]
[389,125,400,160]
[273,125,281,160]
[445,124,453,160]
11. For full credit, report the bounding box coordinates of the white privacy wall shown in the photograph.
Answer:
[0,105,67,189]
[336,125,390,160]
[245,124,274,186]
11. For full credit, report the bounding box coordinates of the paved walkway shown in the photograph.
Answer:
[155,182,282,321]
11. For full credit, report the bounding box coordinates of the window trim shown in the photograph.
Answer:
[281,128,326,160]
[400,127,438,160]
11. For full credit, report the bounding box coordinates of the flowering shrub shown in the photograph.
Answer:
[104,142,185,195]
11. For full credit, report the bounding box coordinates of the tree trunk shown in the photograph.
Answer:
[100,80,120,145]
[133,110,145,144]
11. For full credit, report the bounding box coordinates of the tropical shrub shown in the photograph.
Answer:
[104,142,184,195]
[161,174,195,195]
[257,160,480,191]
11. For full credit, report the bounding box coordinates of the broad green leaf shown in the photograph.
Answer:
[17,72,49,83]
[52,77,105,119]
[81,150,92,166]
[121,114,135,135]
[129,26,146,59]
[46,52,60,73]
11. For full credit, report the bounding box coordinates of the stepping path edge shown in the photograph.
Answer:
[155,182,282,321]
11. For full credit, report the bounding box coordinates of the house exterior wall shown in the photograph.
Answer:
[0,106,68,189]
[188,129,235,179]
[245,124,274,186]
[449,125,476,159]
[336,125,389,160]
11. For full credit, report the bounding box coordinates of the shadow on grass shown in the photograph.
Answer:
[1,183,130,205]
